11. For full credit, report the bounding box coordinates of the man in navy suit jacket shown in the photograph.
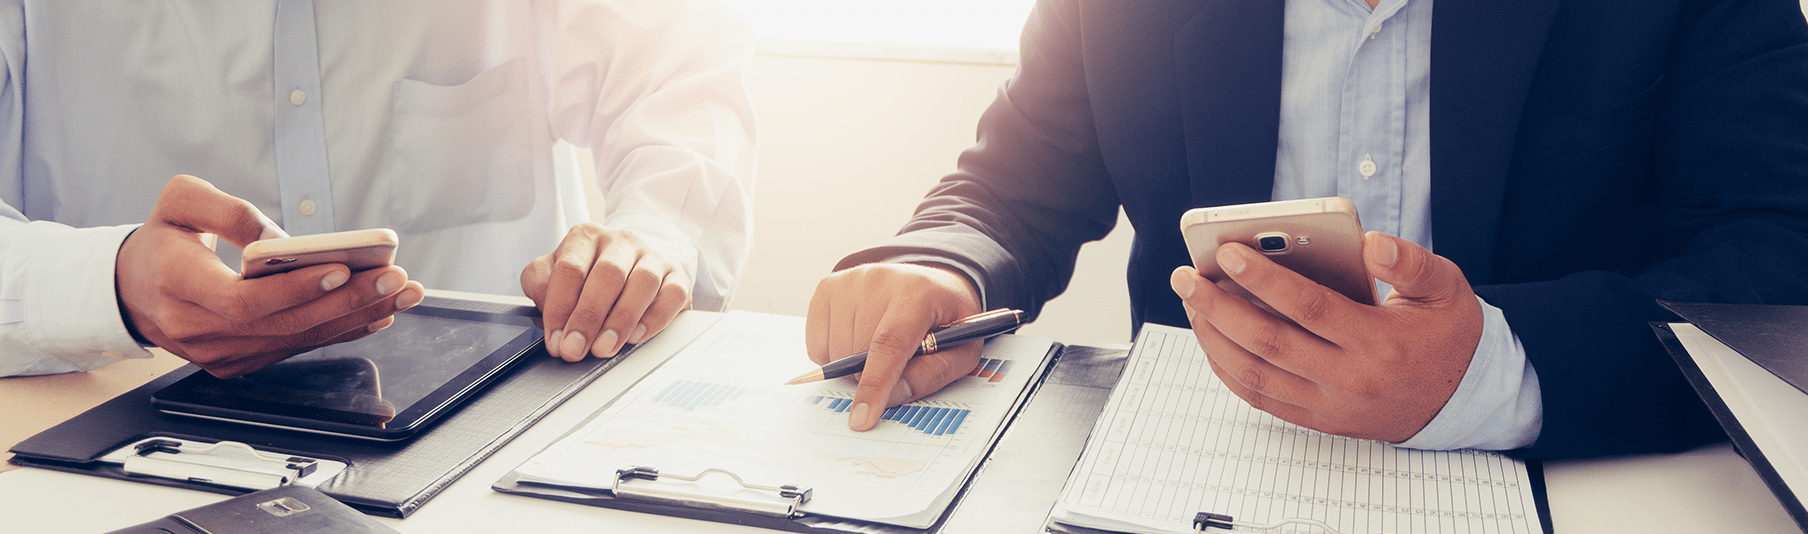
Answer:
[805,0,1808,459]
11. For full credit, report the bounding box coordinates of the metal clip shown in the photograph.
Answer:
[101,437,346,491]
[611,466,811,518]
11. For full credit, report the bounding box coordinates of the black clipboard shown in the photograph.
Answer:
[491,340,1094,533]
[1655,301,1808,533]
[6,295,626,518]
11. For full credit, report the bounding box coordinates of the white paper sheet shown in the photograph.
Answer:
[1051,324,1545,534]
[1673,323,1808,514]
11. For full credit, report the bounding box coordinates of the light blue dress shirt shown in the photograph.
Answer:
[0,0,757,376]
[1276,0,1542,450]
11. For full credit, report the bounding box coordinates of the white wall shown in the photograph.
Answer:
[583,52,1138,349]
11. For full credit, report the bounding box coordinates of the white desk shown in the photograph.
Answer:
[0,295,1799,533]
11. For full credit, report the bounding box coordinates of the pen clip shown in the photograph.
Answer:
[937,308,1018,329]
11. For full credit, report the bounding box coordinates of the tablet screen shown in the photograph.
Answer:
[151,303,542,440]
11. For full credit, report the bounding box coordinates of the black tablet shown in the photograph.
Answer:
[151,302,543,441]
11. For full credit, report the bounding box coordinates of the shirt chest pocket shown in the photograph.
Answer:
[381,58,538,234]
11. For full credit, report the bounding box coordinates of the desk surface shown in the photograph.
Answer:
[1,296,1800,533]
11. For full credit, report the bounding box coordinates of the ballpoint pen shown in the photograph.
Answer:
[782,308,1027,385]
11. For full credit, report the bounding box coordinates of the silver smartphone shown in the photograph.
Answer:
[1180,197,1377,306]
[240,228,398,279]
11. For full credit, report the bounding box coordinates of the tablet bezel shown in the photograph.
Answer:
[149,303,543,441]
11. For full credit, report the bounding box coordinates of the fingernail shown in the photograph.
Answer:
[592,330,620,358]
[547,330,563,358]
[1219,247,1247,275]
[260,225,287,241]
[1170,268,1196,299]
[887,382,915,406]
[1183,301,1197,320]
[320,270,349,292]
[375,272,403,295]
[395,287,424,310]
[850,402,873,430]
[561,331,588,362]
[630,324,648,344]
[1376,234,1400,267]
[369,320,391,333]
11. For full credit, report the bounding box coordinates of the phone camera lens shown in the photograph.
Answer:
[1258,235,1288,252]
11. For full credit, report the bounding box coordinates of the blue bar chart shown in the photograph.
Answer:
[649,379,971,436]
[650,380,776,411]
[873,403,969,436]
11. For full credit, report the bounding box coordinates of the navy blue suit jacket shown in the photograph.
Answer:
[841,0,1808,458]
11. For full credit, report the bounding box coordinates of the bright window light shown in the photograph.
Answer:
[721,0,1036,52]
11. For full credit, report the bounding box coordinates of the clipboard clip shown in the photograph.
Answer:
[611,466,812,518]
[100,437,348,491]
[1194,512,1236,531]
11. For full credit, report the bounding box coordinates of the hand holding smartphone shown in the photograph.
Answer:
[241,228,399,279]
[1180,197,1377,306]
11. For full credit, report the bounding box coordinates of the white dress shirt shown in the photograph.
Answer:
[0,0,756,376]
[1276,0,1541,450]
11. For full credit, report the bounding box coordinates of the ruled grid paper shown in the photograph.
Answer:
[1050,324,1543,534]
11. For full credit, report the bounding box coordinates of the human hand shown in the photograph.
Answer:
[805,263,984,431]
[116,175,425,379]
[1170,231,1483,442]
[520,222,692,362]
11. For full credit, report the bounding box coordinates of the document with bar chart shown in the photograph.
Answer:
[510,311,1056,528]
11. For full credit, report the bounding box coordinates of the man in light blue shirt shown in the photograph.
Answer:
[1263,0,1539,452]
[0,0,757,378]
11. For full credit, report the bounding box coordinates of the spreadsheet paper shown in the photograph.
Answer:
[1050,324,1544,534]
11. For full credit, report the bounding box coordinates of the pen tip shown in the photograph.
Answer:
[783,369,823,385]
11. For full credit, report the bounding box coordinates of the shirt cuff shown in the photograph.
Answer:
[2,222,154,375]
[1394,295,1543,451]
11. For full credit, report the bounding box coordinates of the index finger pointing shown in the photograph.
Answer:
[847,309,935,432]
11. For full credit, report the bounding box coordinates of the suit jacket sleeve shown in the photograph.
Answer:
[835,0,1118,321]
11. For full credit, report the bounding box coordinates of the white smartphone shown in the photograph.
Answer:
[240,228,399,279]
[1180,197,1377,306]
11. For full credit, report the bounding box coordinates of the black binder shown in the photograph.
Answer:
[1657,301,1808,533]
[492,342,1126,533]
[7,296,625,518]
[104,485,398,534]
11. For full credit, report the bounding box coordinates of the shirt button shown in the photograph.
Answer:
[290,89,307,106]
[298,199,318,216]
[1359,154,1378,179]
